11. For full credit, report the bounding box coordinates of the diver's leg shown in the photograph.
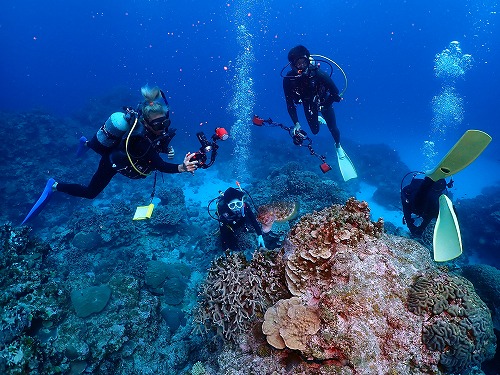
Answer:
[303,103,320,134]
[321,106,340,147]
[56,156,117,199]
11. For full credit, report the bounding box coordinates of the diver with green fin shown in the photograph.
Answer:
[400,130,492,262]
[21,85,201,225]
[282,45,356,181]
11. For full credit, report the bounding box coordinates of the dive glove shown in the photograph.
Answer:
[167,146,175,159]
[293,122,301,135]
[257,235,266,248]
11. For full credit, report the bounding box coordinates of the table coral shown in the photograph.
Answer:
[284,198,384,296]
[262,297,320,352]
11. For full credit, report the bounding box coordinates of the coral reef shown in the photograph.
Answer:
[262,297,320,351]
[285,198,384,296]
[195,250,290,342]
[459,264,500,331]
[408,272,496,373]
[252,162,351,220]
[456,186,500,268]
[201,198,496,374]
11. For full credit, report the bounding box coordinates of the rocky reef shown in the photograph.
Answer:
[195,198,497,374]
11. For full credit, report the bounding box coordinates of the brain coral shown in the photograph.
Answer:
[408,272,496,373]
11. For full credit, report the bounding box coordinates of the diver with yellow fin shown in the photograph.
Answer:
[401,130,492,262]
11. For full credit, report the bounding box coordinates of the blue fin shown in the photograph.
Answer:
[21,178,56,225]
[76,136,89,158]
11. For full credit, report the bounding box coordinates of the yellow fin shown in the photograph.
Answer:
[426,130,491,181]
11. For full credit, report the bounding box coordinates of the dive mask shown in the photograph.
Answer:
[294,56,310,73]
[228,199,244,211]
[148,116,170,131]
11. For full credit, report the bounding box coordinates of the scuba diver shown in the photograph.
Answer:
[283,45,343,148]
[282,45,356,181]
[401,174,453,236]
[400,129,491,262]
[211,186,265,251]
[22,85,198,224]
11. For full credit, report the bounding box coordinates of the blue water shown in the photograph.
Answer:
[2,0,499,169]
[1,0,499,372]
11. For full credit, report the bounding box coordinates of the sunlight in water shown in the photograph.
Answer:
[422,41,473,170]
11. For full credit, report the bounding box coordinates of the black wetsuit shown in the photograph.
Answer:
[401,177,448,236]
[57,123,178,199]
[283,66,342,145]
[217,202,262,250]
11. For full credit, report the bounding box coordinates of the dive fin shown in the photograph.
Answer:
[337,145,357,181]
[426,130,492,181]
[433,194,462,262]
[22,178,56,225]
[76,136,89,158]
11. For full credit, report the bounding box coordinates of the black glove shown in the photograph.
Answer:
[332,93,342,102]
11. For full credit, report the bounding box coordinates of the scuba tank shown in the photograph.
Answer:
[95,112,131,150]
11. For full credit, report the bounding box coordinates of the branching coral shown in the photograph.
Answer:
[408,272,496,373]
[195,250,289,342]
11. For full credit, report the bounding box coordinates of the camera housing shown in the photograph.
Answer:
[192,128,229,169]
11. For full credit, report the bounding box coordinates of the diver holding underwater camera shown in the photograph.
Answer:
[22,84,229,224]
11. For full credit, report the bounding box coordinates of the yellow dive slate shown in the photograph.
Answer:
[426,130,492,182]
[133,204,155,220]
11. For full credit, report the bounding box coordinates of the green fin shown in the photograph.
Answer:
[426,130,492,181]
[336,145,357,181]
[433,194,462,262]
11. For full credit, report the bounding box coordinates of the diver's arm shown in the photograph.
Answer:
[245,205,263,236]
[283,79,299,124]
[319,70,341,107]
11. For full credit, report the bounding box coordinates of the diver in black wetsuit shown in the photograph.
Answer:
[216,187,265,250]
[21,85,198,225]
[55,85,197,199]
[283,45,343,148]
[401,175,453,236]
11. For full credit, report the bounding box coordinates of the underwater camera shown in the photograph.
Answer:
[191,127,229,169]
[292,129,308,146]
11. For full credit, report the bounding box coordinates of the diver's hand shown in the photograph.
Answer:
[257,235,266,248]
[178,152,198,173]
[332,93,342,102]
[293,122,301,135]
[167,146,175,159]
